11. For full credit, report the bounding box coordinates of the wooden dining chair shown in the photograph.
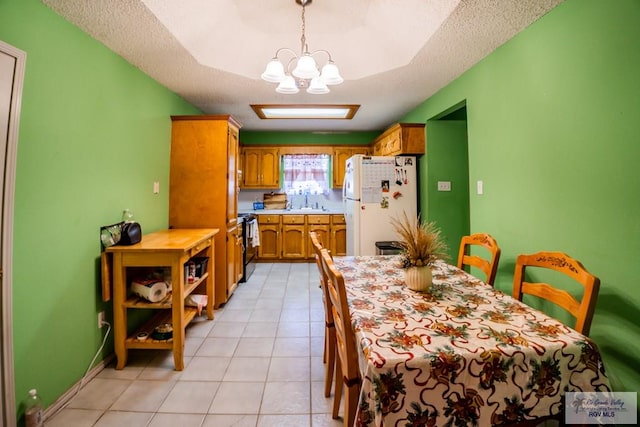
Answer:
[513,251,600,336]
[457,233,502,285]
[320,248,361,427]
[309,231,336,398]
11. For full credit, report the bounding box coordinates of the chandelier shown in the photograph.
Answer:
[261,0,343,94]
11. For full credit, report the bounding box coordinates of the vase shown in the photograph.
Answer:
[404,266,433,292]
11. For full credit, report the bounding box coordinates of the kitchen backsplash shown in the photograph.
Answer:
[239,189,344,212]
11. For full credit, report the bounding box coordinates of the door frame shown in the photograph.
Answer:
[0,39,26,427]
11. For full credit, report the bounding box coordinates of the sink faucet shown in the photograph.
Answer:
[304,194,309,208]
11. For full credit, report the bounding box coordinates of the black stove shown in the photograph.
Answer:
[238,213,257,282]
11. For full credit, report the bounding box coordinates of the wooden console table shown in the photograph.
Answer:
[106,228,218,370]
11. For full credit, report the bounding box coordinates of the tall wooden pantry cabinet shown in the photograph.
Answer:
[169,115,242,308]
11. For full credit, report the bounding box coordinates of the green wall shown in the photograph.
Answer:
[0,0,200,421]
[420,119,470,261]
[241,130,378,145]
[403,0,640,392]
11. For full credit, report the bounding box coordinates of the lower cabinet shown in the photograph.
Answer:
[258,215,280,260]
[282,217,306,259]
[307,215,330,259]
[226,226,240,302]
[256,213,346,261]
[235,228,243,284]
[330,214,347,256]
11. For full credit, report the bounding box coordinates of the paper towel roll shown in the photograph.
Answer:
[131,280,168,302]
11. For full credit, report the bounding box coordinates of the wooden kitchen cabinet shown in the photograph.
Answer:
[371,123,425,156]
[226,225,242,298]
[258,214,281,259]
[281,215,307,259]
[169,115,242,307]
[333,146,369,188]
[241,147,280,189]
[107,228,218,370]
[235,226,243,284]
[255,213,345,261]
[330,214,347,256]
[307,214,330,259]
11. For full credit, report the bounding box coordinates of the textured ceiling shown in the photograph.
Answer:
[42,0,563,132]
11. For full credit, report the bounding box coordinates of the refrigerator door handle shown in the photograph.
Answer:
[342,167,349,200]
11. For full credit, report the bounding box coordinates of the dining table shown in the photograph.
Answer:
[332,255,611,427]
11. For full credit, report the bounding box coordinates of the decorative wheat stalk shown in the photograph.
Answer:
[390,211,449,268]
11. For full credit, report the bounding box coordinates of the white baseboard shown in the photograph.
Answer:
[43,354,115,421]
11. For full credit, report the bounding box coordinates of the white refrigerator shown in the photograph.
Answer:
[342,155,418,256]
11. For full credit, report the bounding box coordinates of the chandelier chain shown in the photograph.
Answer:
[300,4,307,53]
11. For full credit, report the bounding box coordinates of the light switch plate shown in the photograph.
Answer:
[477,180,484,195]
[437,181,451,191]
[153,181,160,194]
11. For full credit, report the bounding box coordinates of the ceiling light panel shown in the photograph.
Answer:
[251,104,360,120]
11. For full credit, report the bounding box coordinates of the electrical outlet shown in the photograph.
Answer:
[437,181,451,191]
[98,311,106,328]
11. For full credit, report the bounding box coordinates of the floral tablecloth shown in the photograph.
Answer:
[333,256,610,427]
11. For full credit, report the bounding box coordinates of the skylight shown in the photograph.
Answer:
[251,104,359,120]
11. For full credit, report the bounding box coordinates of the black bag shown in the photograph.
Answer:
[100,221,123,248]
[100,221,142,248]
[120,222,142,245]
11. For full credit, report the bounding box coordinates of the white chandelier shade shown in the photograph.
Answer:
[261,0,343,94]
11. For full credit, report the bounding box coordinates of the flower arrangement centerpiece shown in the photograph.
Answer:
[390,212,448,291]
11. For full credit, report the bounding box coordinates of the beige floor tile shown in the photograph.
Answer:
[202,414,258,426]
[66,378,132,410]
[310,321,324,337]
[249,308,282,322]
[310,336,325,357]
[110,380,175,412]
[148,413,206,427]
[311,356,327,382]
[223,357,270,381]
[96,364,143,381]
[277,321,310,337]
[311,413,344,427]
[259,288,286,299]
[260,381,310,414]
[93,410,154,426]
[184,315,215,337]
[241,322,278,338]
[254,297,284,309]
[158,381,220,413]
[272,337,310,357]
[138,365,184,382]
[183,336,204,357]
[267,357,311,382]
[208,382,264,414]
[234,337,275,357]
[217,309,252,323]
[310,308,325,322]
[179,356,231,381]
[257,414,311,427]
[224,295,258,310]
[45,408,103,427]
[311,380,334,414]
[196,337,240,357]
[280,308,309,322]
[208,322,246,338]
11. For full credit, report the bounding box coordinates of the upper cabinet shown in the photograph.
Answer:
[332,146,370,188]
[240,146,280,189]
[371,123,425,156]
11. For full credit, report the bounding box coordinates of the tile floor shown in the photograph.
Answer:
[46,263,344,427]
